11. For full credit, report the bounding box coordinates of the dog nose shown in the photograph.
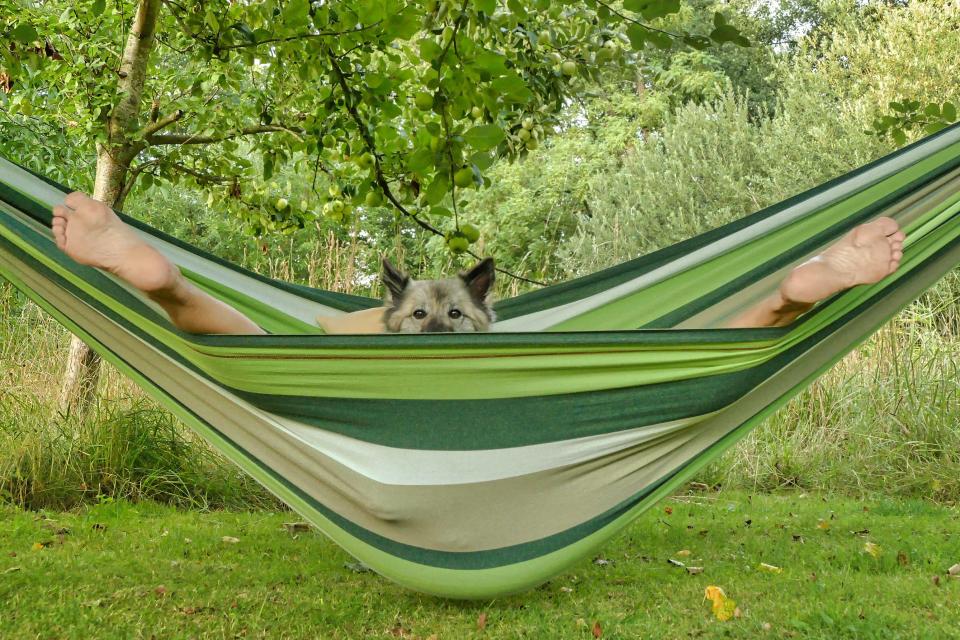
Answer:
[423,320,449,333]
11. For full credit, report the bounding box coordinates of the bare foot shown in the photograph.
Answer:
[52,192,179,293]
[780,217,906,305]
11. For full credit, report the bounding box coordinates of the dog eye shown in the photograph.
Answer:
[448,309,462,319]
[413,309,427,320]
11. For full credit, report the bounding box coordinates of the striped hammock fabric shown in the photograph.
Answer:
[2,124,960,599]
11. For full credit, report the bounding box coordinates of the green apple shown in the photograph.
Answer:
[453,167,474,188]
[328,184,341,197]
[517,128,531,141]
[414,91,434,110]
[561,60,578,77]
[365,190,383,207]
[460,223,480,243]
[522,117,534,130]
[275,197,289,210]
[471,106,483,119]
[322,134,336,148]
[447,234,469,253]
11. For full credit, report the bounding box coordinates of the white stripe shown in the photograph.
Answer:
[272,413,709,486]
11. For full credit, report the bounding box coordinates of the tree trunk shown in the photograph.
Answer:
[58,0,162,414]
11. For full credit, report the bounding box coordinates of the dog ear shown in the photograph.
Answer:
[461,257,495,302]
[381,258,410,302]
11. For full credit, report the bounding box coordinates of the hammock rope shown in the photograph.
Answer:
[1,124,959,598]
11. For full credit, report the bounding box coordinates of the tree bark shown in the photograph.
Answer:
[58,0,162,414]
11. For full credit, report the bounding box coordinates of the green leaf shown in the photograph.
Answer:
[284,0,311,29]
[10,24,39,44]
[943,102,957,123]
[924,122,947,136]
[475,0,496,13]
[683,34,712,50]
[463,124,505,151]
[626,24,647,50]
[90,0,106,17]
[891,128,907,146]
[491,73,533,103]
[406,148,434,174]
[647,31,673,50]
[419,38,443,63]
[923,103,941,118]
[429,205,453,217]
[425,173,449,205]
[475,50,508,75]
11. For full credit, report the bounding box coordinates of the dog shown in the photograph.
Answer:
[381,257,496,333]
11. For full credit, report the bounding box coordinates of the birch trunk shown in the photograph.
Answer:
[58,0,162,413]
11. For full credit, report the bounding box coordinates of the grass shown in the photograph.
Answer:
[0,490,957,639]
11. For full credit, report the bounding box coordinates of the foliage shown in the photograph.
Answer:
[0,0,748,262]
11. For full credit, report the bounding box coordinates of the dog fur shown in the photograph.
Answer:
[381,258,496,333]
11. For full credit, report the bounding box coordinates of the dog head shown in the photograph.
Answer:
[381,258,496,333]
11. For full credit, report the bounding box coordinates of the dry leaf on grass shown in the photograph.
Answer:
[686,566,704,575]
[283,522,311,533]
[221,536,240,544]
[897,551,909,566]
[863,542,882,558]
[704,586,737,622]
[592,620,602,638]
[477,612,487,630]
[3,566,21,574]
[675,549,691,557]
[948,563,960,577]
[758,563,782,574]
[816,520,830,531]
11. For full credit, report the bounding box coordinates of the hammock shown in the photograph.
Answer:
[1,124,960,599]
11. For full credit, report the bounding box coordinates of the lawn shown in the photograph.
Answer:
[1,491,957,639]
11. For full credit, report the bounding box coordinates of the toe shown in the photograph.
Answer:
[889,230,906,242]
[873,216,900,236]
[52,204,72,220]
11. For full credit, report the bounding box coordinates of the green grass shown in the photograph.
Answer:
[0,491,957,639]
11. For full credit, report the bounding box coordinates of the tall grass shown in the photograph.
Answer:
[0,282,277,511]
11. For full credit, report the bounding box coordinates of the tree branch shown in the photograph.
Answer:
[146,123,305,145]
[218,22,383,51]
[135,108,184,139]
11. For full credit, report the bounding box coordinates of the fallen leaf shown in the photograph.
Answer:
[948,563,960,577]
[704,586,737,622]
[560,586,574,593]
[897,551,909,567]
[675,549,692,557]
[477,612,487,630]
[686,566,704,575]
[154,585,168,596]
[592,556,612,566]
[816,520,830,531]
[851,528,870,537]
[762,622,772,631]
[667,558,686,568]
[31,542,47,551]
[7,552,15,557]
[932,575,941,587]
[2,566,21,574]
[792,535,804,543]
[592,620,602,638]
[664,507,673,515]
[758,562,782,574]
[283,522,311,533]
[221,536,240,544]
[863,542,882,558]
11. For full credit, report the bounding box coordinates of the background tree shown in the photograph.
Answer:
[0,0,748,410]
